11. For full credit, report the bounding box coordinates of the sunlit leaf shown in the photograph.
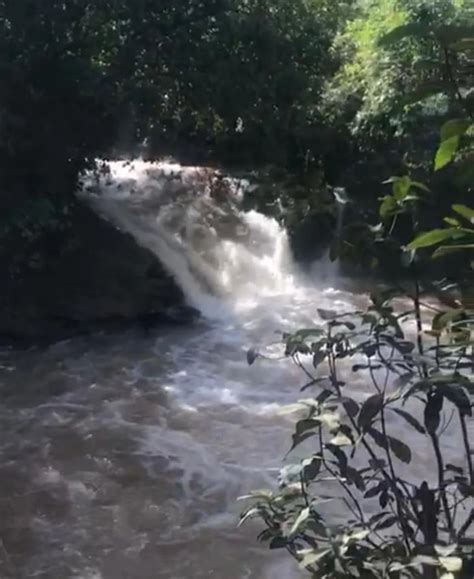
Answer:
[298,548,331,569]
[391,176,412,201]
[444,217,461,227]
[238,507,260,526]
[439,557,463,572]
[406,228,460,250]
[345,529,370,543]
[290,506,310,536]
[435,544,458,558]
[238,489,273,501]
[279,398,319,415]
[435,136,459,170]
[316,412,341,432]
[452,204,474,224]
[330,432,352,447]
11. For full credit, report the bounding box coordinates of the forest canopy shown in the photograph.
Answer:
[0,0,471,264]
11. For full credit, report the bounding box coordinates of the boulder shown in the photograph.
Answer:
[0,201,197,346]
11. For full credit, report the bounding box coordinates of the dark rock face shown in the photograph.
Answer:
[0,201,197,346]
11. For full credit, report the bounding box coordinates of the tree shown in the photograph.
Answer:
[241,18,474,579]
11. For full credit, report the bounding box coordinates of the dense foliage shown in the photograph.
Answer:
[0,0,472,573]
[243,289,473,578]
[242,129,474,578]
[241,13,474,579]
[0,0,471,267]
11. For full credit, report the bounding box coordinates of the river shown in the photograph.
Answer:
[0,161,464,578]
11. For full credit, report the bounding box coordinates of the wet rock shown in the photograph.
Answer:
[0,201,198,347]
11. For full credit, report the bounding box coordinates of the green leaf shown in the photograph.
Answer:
[238,489,273,501]
[317,308,337,320]
[450,38,474,51]
[364,480,387,499]
[291,419,319,450]
[390,176,412,201]
[410,180,431,193]
[358,394,384,431]
[293,328,325,340]
[330,432,352,447]
[391,408,426,434]
[436,25,474,44]
[452,204,474,224]
[279,463,306,486]
[238,506,260,526]
[379,195,397,219]
[438,384,472,417]
[340,397,360,419]
[441,119,471,141]
[290,506,310,536]
[433,244,474,258]
[368,428,411,463]
[313,349,327,369]
[344,529,370,544]
[424,393,444,435]
[378,23,429,47]
[435,136,459,170]
[439,557,463,572]
[345,465,365,491]
[406,228,460,250]
[444,217,461,227]
[326,444,348,472]
[298,548,331,569]
[401,81,449,105]
[368,427,385,447]
[316,412,341,432]
[246,347,259,365]
[389,435,412,464]
[374,514,398,530]
[435,544,459,558]
[269,536,287,549]
[302,456,322,482]
[279,399,319,415]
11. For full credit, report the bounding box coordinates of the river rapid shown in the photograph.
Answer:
[0,161,463,579]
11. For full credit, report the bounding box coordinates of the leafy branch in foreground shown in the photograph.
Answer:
[240,16,474,578]
[242,295,473,578]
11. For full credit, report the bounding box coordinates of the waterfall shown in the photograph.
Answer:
[80,160,299,318]
[2,161,452,579]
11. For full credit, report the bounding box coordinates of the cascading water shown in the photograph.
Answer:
[0,161,459,579]
[79,160,299,318]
